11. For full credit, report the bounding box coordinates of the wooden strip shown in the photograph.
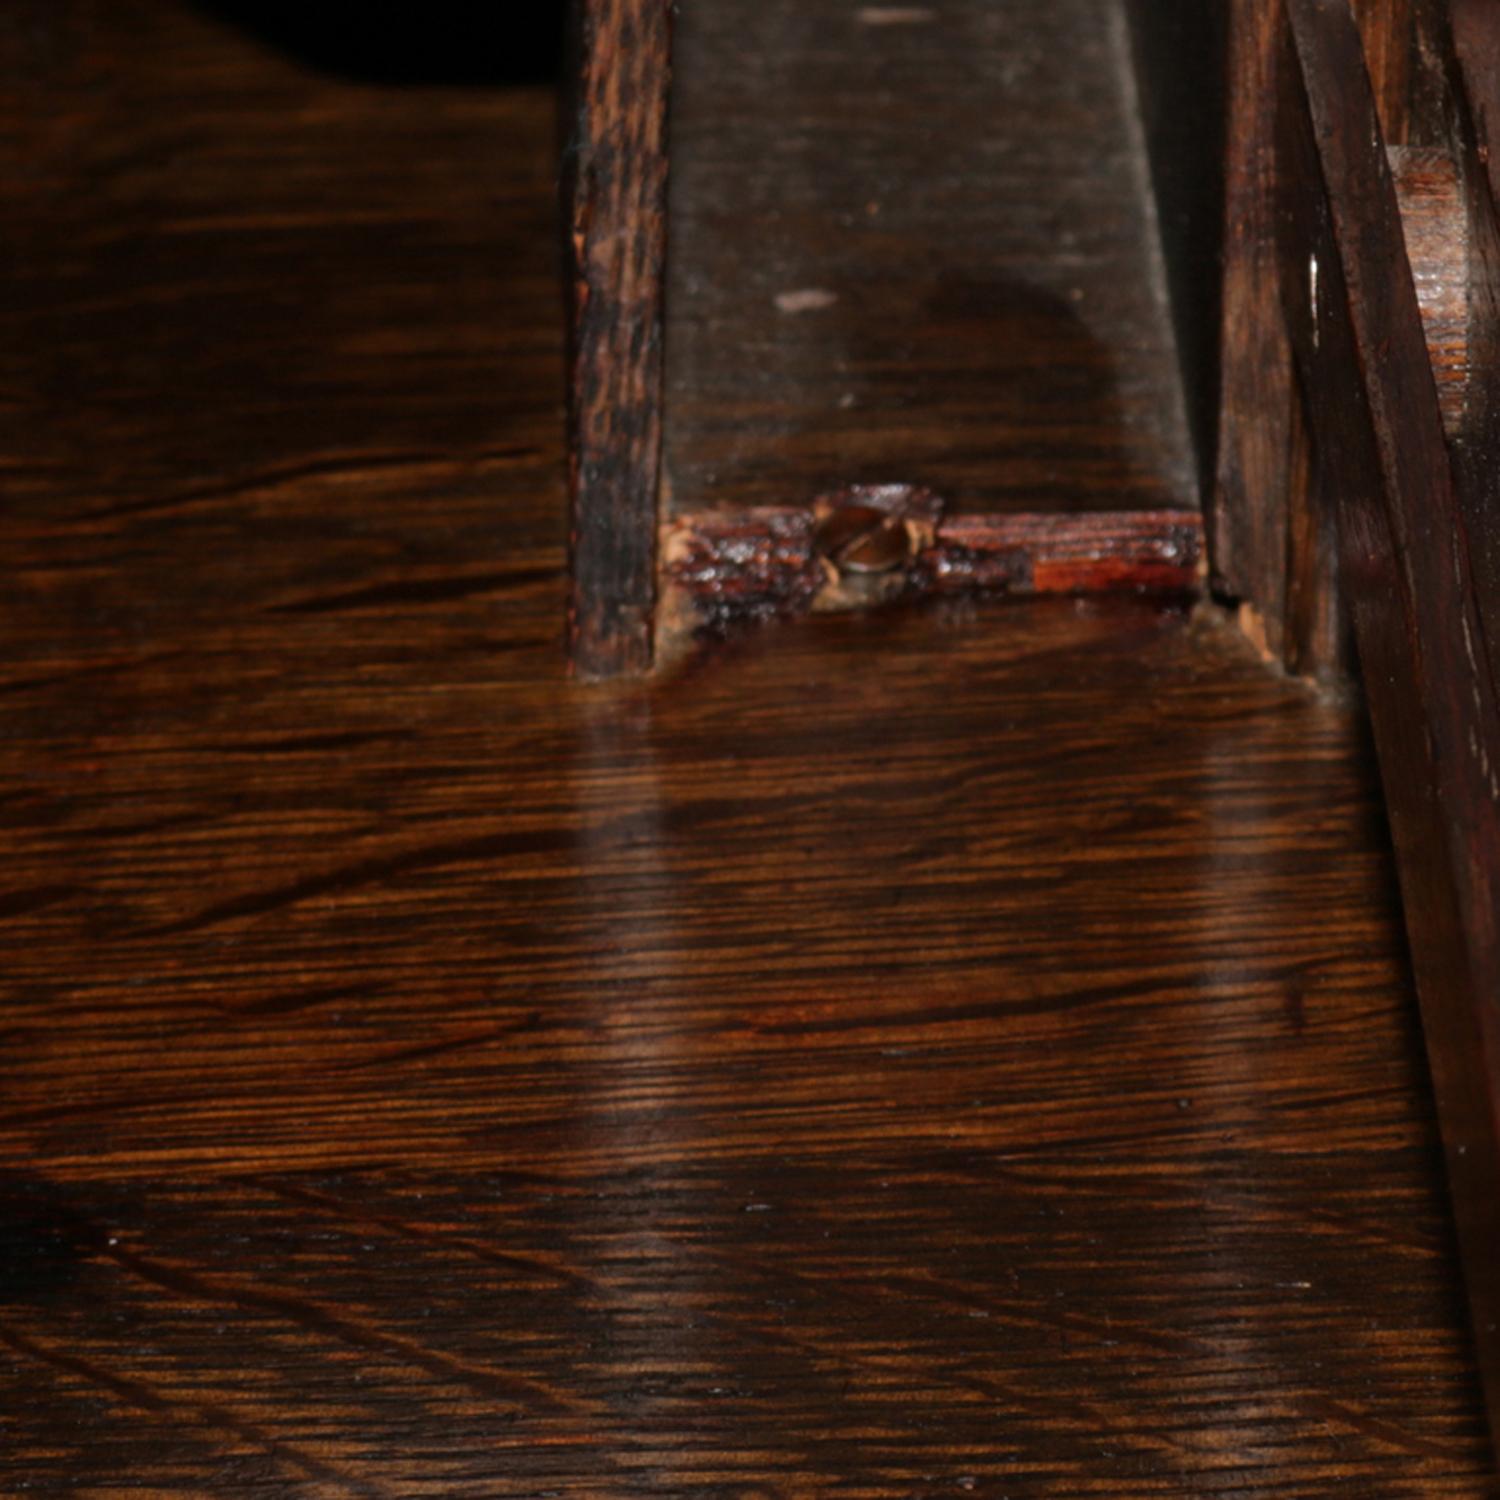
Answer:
[661,504,1203,640]
[1217,0,1293,624]
[1216,0,1340,679]
[933,512,1203,597]
[1446,0,1500,635]
[1387,145,1468,438]
[563,0,672,678]
[1352,0,1414,143]
[1279,0,1500,1447]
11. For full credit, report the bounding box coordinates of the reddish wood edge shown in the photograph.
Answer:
[661,504,1203,638]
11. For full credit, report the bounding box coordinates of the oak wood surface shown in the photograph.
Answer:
[0,1,1494,1493]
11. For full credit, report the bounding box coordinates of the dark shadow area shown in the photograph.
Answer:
[0,1173,104,1305]
[1125,0,1228,496]
[188,1,565,84]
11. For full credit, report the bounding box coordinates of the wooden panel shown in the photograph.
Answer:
[661,0,1198,519]
[1277,0,1500,1447]
[563,0,671,678]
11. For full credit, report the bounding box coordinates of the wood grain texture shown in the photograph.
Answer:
[1214,0,1462,683]
[661,503,1202,642]
[0,1,1494,1493]
[564,0,671,678]
[1216,0,1328,673]
[1277,0,1500,1448]
[1446,0,1500,635]
[1353,0,1415,143]
[1388,143,1469,438]
[661,0,1198,519]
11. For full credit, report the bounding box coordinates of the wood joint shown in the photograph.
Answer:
[659,489,1202,646]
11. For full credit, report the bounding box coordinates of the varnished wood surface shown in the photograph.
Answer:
[1277,0,1500,1447]
[1446,0,1500,628]
[0,2,1495,1492]
[1215,0,1340,681]
[662,0,1199,519]
[563,0,671,677]
[1387,143,1468,437]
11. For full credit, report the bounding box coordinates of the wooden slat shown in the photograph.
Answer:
[1353,0,1415,143]
[1278,0,1500,1447]
[563,0,672,678]
[1446,0,1500,639]
[1386,144,1468,437]
[1216,0,1339,678]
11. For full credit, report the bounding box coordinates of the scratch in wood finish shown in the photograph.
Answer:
[104,1241,587,1416]
[0,1322,385,1498]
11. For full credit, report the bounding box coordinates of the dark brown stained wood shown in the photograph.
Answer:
[1446,0,1500,635]
[1214,0,1478,684]
[1216,0,1330,674]
[564,0,671,678]
[1277,0,1500,1448]
[1278,388,1345,680]
[1353,0,1415,142]
[1388,144,1469,437]
[0,1,1496,1492]
[661,502,1202,642]
[660,0,1198,520]
[1451,0,1500,201]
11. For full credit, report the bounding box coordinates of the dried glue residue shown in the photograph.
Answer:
[775,288,839,314]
